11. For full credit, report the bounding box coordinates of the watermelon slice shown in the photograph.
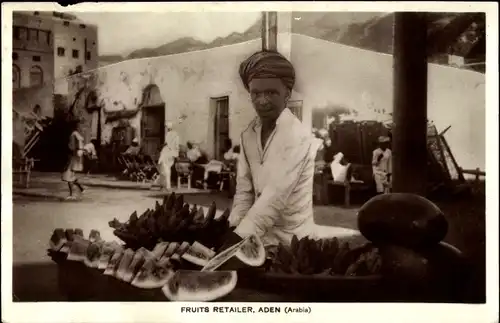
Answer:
[171,242,191,260]
[98,242,122,270]
[151,241,169,259]
[161,242,180,259]
[67,237,91,262]
[83,241,105,268]
[201,237,249,272]
[49,228,67,251]
[89,230,102,243]
[122,248,151,283]
[104,249,124,276]
[162,270,237,301]
[131,257,174,289]
[181,241,216,267]
[115,249,135,281]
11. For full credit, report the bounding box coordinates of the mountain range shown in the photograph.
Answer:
[99,12,485,73]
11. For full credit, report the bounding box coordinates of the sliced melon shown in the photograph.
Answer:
[49,228,67,251]
[181,241,216,267]
[162,270,237,302]
[161,242,180,259]
[233,234,266,267]
[131,257,175,289]
[67,237,91,262]
[170,242,191,261]
[115,248,135,281]
[151,242,169,259]
[122,248,151,283]
[98,242,122,270]
[89,229,102,243]
[201,237,249,272]
[83,241,105,268]
[104,249,124,276]
[74,228,84,238]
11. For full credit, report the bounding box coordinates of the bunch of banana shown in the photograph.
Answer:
[109,193,232,251]
[266,235,382,277]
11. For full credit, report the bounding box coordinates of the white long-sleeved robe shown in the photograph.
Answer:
[158,131,180,189]
[229,108,357,246]
[372,147,392,193]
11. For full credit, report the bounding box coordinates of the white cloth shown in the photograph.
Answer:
[158,133,179,190]
[330,152,349,183]
[372,148,392,193]
[229,108,318,246]
[204,160,224,180]
[187,147,202,163]
[62,131,84,182]
[83,143,97,158]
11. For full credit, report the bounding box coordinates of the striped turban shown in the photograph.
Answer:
[239,51,295,91]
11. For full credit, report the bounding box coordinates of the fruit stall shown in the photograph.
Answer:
[42,192,471,303]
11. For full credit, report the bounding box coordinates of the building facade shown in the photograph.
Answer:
[12,11,98,117]
[65,34,485,171]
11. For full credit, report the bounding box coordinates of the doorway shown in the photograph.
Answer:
[212,96,230,160]
[140,85,165,160]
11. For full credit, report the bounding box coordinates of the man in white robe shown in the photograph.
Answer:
[158,122,179,190]
[227,51,357,247]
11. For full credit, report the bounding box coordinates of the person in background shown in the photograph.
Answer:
[323,137,336,164]
[372,135,392,194]
[186,141,203,163]
[124,138,141,156]
[62,119,86,200]
[83,139,99,174]
[157,122,180,190]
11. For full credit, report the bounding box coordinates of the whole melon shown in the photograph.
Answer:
[357,193,448,248]
[379,242,468,300]
[162,270,237,301]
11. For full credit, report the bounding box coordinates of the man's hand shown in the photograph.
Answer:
[217,229,243,254]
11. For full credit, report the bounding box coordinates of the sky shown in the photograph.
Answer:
[73,12,261,56]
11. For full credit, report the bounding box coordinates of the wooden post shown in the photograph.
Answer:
[261,12,278,51]
[392,13,429,195]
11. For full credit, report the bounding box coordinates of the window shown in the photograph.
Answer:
[19,27,27,40]
[57,47,65,56]
[73,37,76,41]
[29,29,38,42]
[38,30,48,43]
[13,65,21,89]
[86,51,91,60]
[63,21,70,26]
[79,24,86,29]
[213,96,230,160]
[29,66,43,87]
[13,52,18,60]
[72,49,79,59]
[46,31,51,45]
[32,55,41,62]
[34,11,39,15]
[13,26,20,40]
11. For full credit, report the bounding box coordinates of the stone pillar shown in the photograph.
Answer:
[392,12,429,195]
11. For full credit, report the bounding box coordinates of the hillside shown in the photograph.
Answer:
[98,12,485,72]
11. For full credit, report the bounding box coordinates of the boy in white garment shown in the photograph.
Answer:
[225,51,358,247]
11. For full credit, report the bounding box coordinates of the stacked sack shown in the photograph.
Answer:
[357,193,468,300]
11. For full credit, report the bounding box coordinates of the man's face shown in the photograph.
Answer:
[248,78,290,123]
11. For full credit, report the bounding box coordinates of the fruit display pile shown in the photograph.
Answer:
[48,228,264,301]
[108,193,232,251]
[264,236,382,277]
